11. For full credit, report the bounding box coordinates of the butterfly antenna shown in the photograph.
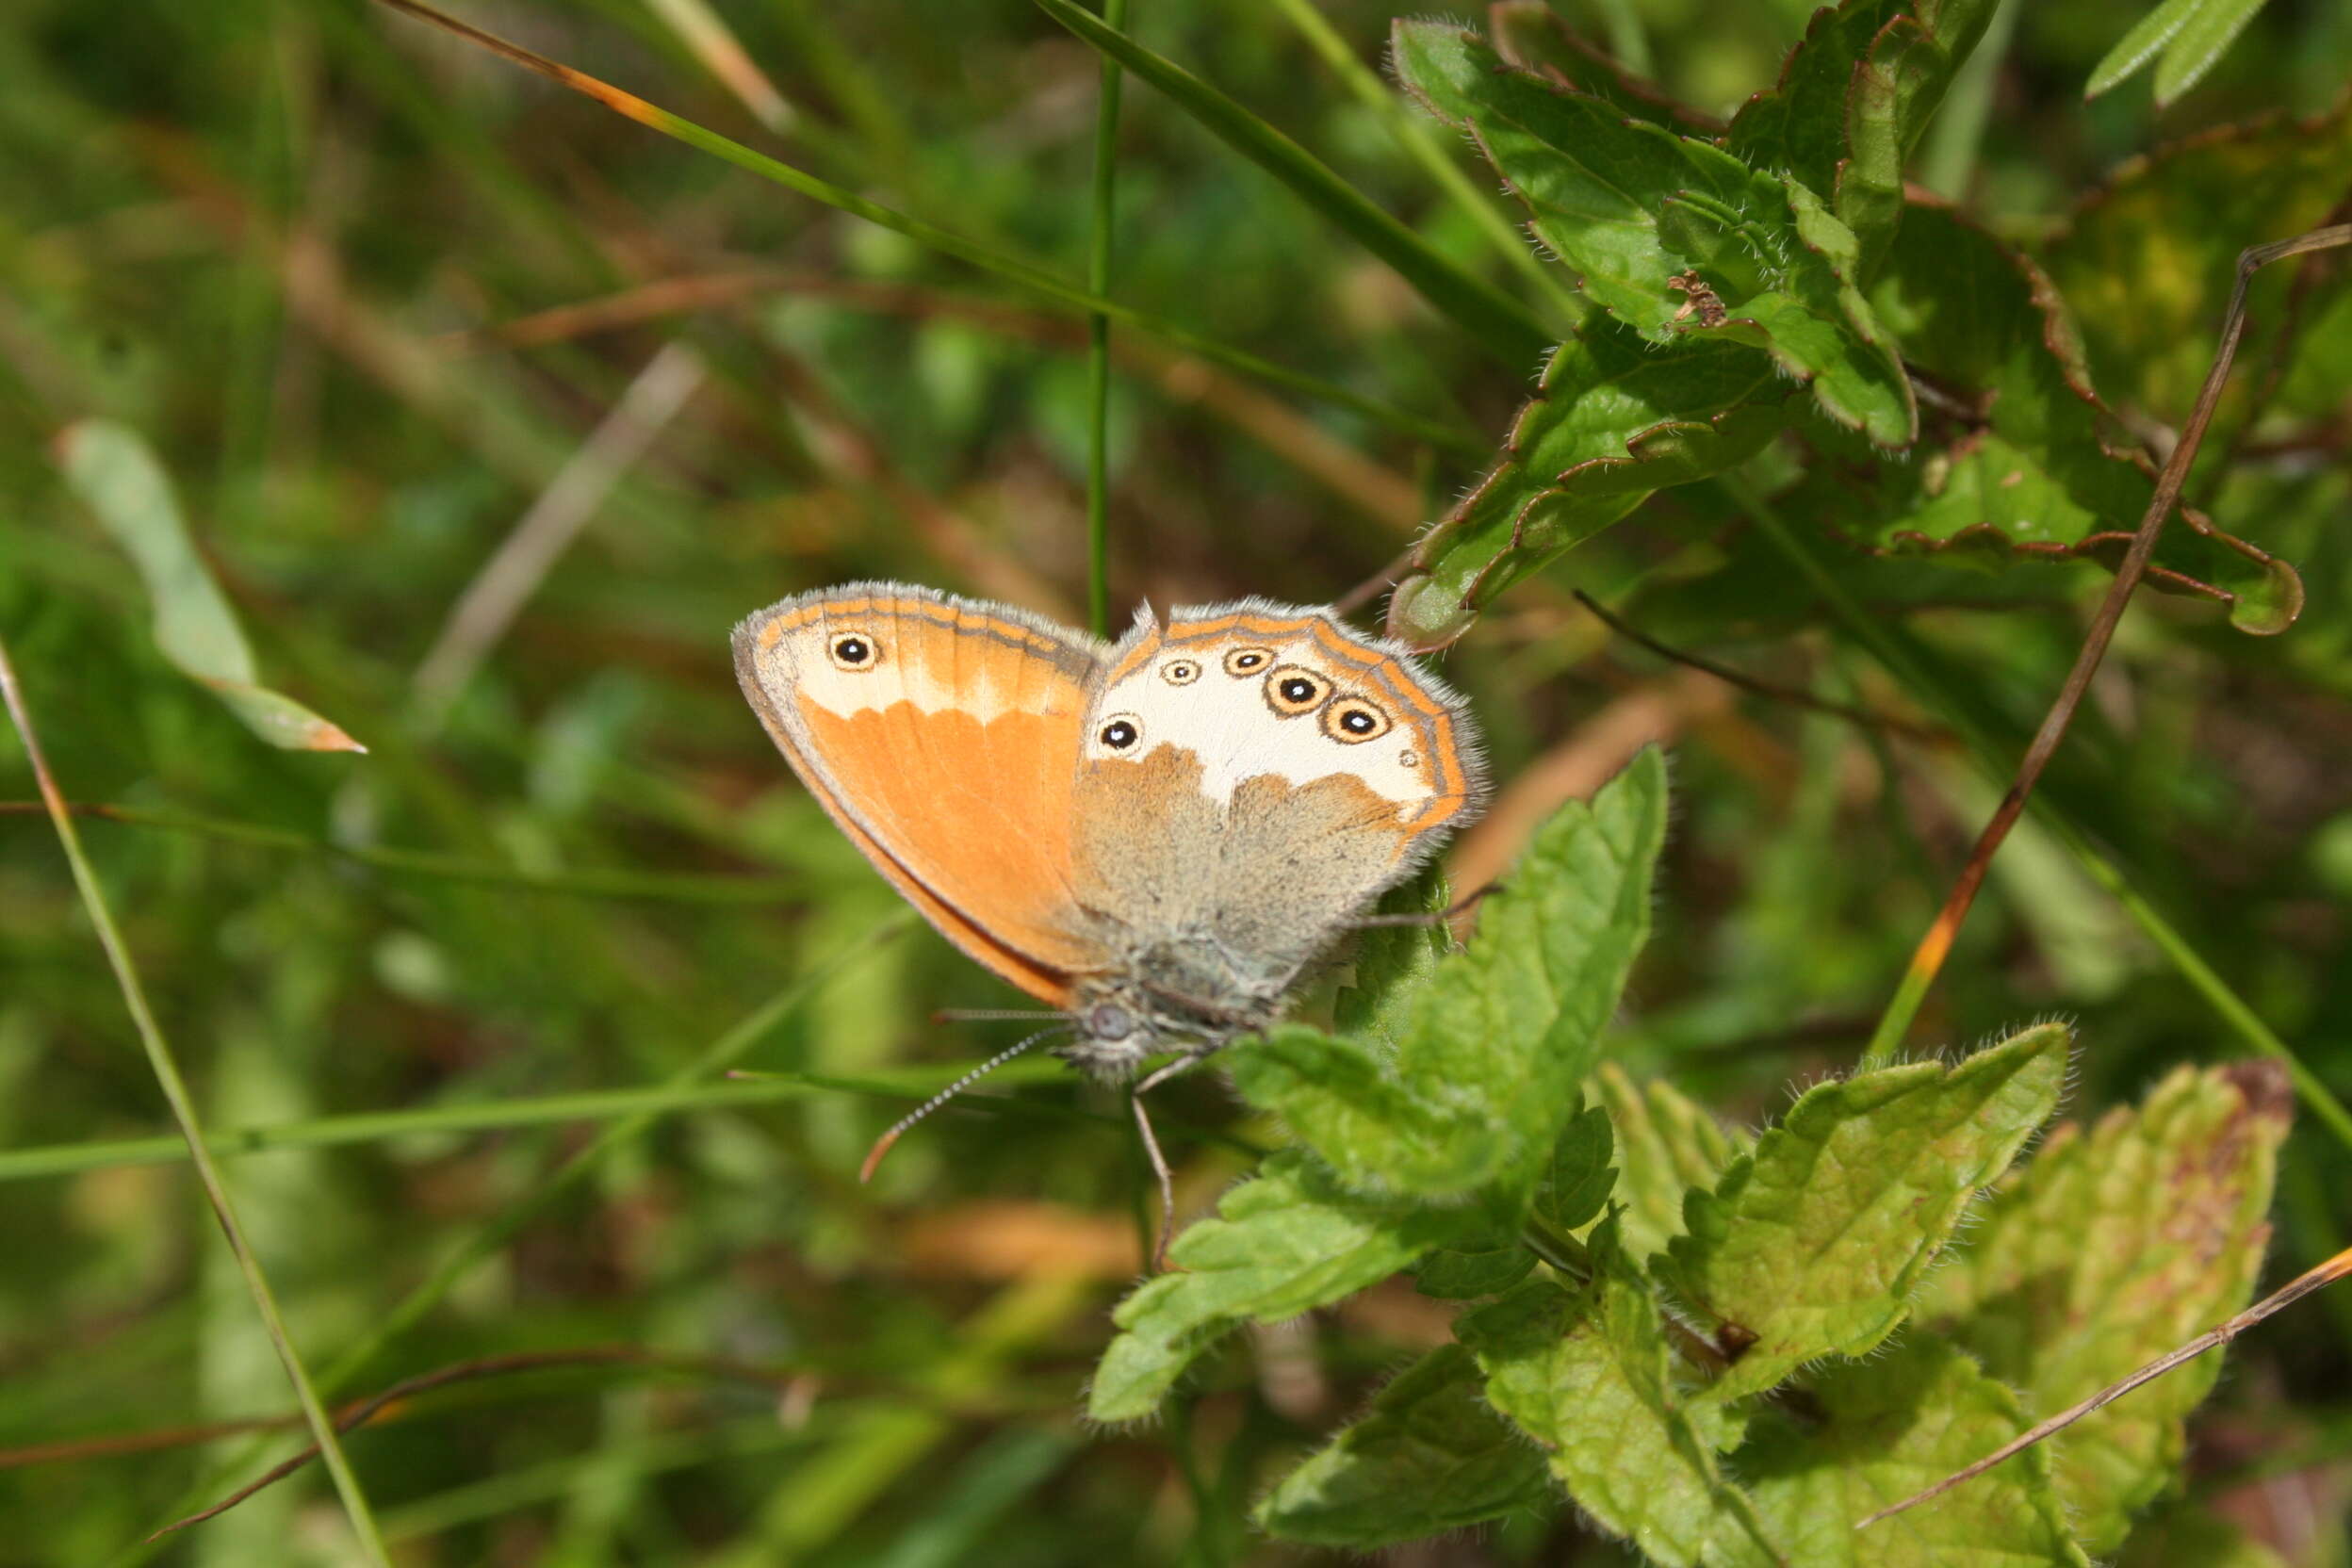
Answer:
[858,1024,1070,1184]
[931,1007,1075,1023]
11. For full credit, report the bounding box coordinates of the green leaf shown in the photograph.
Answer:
[2043,100,2352,428]
[1918,1062,2291,1554]
[1230,749,1670,1197]
[1724,0,2001,278]
[1537,1099,1615,1232]
[1031,0,1551,371]
[1851,201,2305,633]
[1463,1225,1778,1568]
[1255,1344,1550,1545]
[1487,1,1723,134]
[1660,1021,2069,1400]
[1331,865,1452,1043]
[2150,0,2269,105]
[1384,321,1793,651]
[1392,20,1916,447]
[1592,1063,1744,1264]
[2112,1503,2292,1568]
[56,421,367,753]
[1413,1244,1538,1299]
[2087,0,2271,104]
[1086,1151,1481,1421]
[1741,1336,2090,1566]
[2085,0,2204,95]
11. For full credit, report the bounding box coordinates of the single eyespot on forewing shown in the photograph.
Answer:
[733,583,1114,1000]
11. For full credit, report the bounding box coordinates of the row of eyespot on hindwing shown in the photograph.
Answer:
[821,630,1395,750]
[1147,645,1392,745]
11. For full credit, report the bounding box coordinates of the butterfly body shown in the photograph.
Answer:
[733,583,1485,1079]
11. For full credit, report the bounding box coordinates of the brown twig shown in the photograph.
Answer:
[148,1347,785,1539]
[1856,1242,2352,1529]
[1572,590,1945,742]
[1871,224,2352,1052]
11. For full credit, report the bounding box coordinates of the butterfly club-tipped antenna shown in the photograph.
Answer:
[858,1022,1072,1184]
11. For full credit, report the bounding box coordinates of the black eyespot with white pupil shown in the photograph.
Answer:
[1160,659,1200,686]
[827,631,879,671]
[1222,646,1272,678]
[1322,695,1392,743]
[1263,664,1331,717]
[1099,718,1139,749]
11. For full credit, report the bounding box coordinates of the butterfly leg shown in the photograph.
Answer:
[1131,1054,1205,1272]
[1346,882,1502,928]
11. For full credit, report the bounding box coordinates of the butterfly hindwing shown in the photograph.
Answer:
[1070,600,1484,987]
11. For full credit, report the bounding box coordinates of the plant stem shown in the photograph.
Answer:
[1085,0,1129,637]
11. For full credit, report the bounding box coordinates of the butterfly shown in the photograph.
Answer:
[733,583,1486,1258]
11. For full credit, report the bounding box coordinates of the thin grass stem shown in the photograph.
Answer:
[0,638,393,1568]
[1085,0,1129,637]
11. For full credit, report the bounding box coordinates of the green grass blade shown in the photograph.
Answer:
[115,916,912,1562]
[2086,0,2203,96]
[0,1062,1109,1185]
[1085,0,1129,637]
[1032,0,1554,370]
[0,638,393,1568]
[57,422,366,753]
[370,0,1479,453]
[0,801,807,901]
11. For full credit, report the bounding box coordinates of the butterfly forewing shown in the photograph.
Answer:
[733,585,1111,1000]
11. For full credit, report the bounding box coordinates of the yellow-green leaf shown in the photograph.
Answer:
[1463,1224,1778,1568]
[1918,1062,2291,1554]
[1662,1021,2069,1400]
[1741,1336,2089,1566]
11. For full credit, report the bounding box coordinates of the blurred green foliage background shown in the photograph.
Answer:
[2,0,2349,1560]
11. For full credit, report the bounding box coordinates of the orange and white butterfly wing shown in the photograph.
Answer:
[733,584,1110,1004]
[1070,600,1484,987]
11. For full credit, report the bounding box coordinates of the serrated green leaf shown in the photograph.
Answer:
[1392,20,1915,447]
[1854,202,2304,632]
[1332,865,1453,1043]
[1255,1343,1550,1545]
[1919,1062,2291,1553]
[1384,320,1792,651]
[2044,100,2352,429]
[1487,1,1723,134]
[2086,0,2204,95]
[1031,0,1551,371]
[1593,1063,1745,1263]
[1413,1244,1539,1299]
[1463,1225,1778,1568]
[1724,0,2000,277]
[1741,1336,2090,1566]
[1538,1100,1615,1232]
[2150,0,2269,105]
[1662,1021,2069,1400]
[1230,750,1670,1197]
[56,421,366,753]
[1087,1151,1482,1421]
